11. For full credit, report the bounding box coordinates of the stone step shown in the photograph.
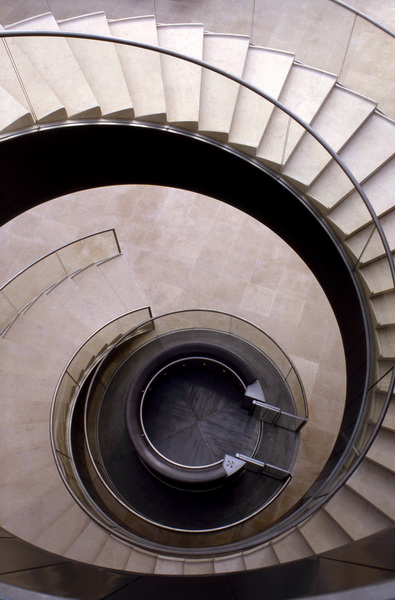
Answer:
[70,263,130,320]
[346,459,395,521]
[358,256,394,296]
[213,553,246,573]
[0,337,64,382]
[244,63,337,168]
[5,13,100,119]
[242,544,279,570]
[64,520,110,564]
[324,485,392,540]
[20,290,94,348]
[33,501,92,558]
[308,113,395,212]
[109,15,166,123]
[0,26,66,124]
[0,452,61,525]
[4,479,75,547]
[369,291,395,327]
[327,157,395,238]
[367,429,395,473]
[0,85,33,132]
[2,313,79,364]
[271,528,313,563]
[96,255,147,313]
[125,548,158,573]
[157,23,204,130]
[282,86,376,188]
[155,556,185,575]
[298,509,352,554]
[199,33,250,140]
[376,327,395,360]
[45,275,124,333]
[58,12,133,119]
[94,535,133,571]
[228,46,294,153]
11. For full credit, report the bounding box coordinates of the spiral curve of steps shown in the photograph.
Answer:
[0,1,395,597]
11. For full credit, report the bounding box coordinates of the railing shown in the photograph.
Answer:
[50,307,153,477]
[51,308,301,540]
[0,228,120,334]
[1,28,394,548]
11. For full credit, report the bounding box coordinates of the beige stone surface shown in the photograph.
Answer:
[308,114,395,209]
[229,46,294,151]
[109,16,166,122]
[157,23,204,128]
[199,33,250,138]
[6,13,100,119]
[59,12,133,119]
[94,535,132,570]
[340,17,395,119]
[272,529,313,563]
[324,485,392,540]
[347,460,395,520]
[283,86,376,187]
[298,510,351,554]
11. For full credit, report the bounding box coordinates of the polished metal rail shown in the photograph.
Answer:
[0,228,121,335]
[3,28,394,550]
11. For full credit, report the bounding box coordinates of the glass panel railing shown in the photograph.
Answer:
[0,230,120,333]
[51,307,153,458]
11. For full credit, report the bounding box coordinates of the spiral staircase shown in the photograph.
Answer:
[0,1,395,598]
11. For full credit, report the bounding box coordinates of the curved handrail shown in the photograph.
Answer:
[53,308,300,538]
[3,28,394,548]
[0,28,392,286]
[0,228,121,334]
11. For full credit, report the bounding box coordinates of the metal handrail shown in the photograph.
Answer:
[0,229,121,335]
[3,28,394,548]
[0,228,120,290]
[0,29,392,286]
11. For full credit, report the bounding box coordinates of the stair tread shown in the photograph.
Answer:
[109,15,166,122]
[367,429,395,473]
[0,337,64,381]
[199,33,250,138]
[0,28,66,124]
[125,548,157,573]
[242,544,279,569]
[4,481,74,546]
[271,528,314,563]
[0,84,33,132]
[257,64,336,167]
[358,256,394,296]
[58,12,133,119]
[282,85,376,187]
[94,535,132,570]
[324,485,392,539]
[0,455,61,524]
[228,46,294,151]
[64,520,110,564]
[328,158,395,235]
[308,113,395,210]
[157,23,204,128]
[155,556,185,575]
[347,459,395,521]
[71,262,130,318]
[6,13,100,119]
[298,509,352,554]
